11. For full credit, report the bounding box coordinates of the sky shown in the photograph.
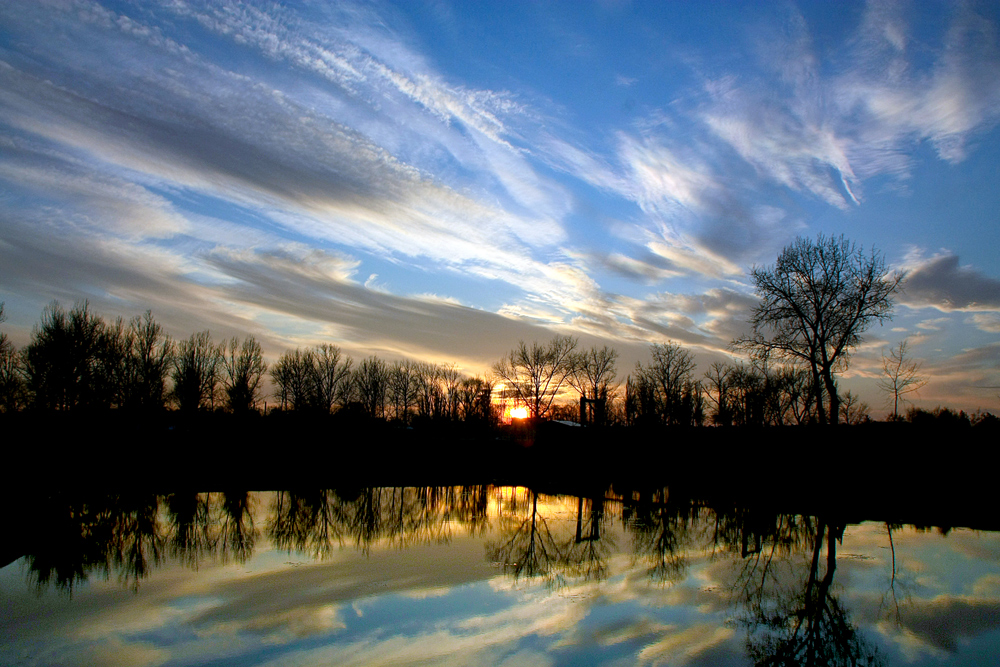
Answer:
[1,0,999,416]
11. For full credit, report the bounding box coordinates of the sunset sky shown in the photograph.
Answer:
[2,0,999,415]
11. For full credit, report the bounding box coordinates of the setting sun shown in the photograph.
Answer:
[509,407,528,420]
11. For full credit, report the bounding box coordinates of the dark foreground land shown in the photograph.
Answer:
[3,411,997,530]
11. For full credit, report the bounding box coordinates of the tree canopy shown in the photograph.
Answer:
[735,234,903,425]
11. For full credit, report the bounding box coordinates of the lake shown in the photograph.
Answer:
[2,485,999,666]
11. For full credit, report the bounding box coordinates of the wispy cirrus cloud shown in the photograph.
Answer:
[0,0,602,329]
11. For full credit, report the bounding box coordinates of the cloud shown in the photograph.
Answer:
[689,1,1000,213]
[901,254,1000,311]
[202,245,581,368]
[969,313,1000,333]
[898,596,1000,653]
[916,317,950,331]
[637,623,735,666]
[0,0,589,322]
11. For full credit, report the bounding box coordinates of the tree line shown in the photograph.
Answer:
[1,234,993,426]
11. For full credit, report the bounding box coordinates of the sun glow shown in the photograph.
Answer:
[509,407,529,420]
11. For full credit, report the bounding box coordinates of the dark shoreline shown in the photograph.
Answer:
[4,412,997,531]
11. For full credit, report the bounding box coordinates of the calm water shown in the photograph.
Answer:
[3,487,999,666]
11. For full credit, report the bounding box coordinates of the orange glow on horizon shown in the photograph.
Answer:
[509,406,529,420]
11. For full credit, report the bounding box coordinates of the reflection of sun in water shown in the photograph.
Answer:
[510,407,528,419]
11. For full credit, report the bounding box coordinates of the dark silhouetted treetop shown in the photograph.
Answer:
[492,335,578,419]
[734,234,903,425]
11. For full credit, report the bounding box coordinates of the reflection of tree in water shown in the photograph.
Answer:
[486,488,613,585]
[269,489,349,559]
[561,495,614,582]
[624,487,699,584]
[167,491,212,567]
[267,486,495,558]
[217,491,256,563]
[878,522,914,628]
[487,488,563,582]
[714,508,819,612]
[733,517,883,666]
[18,486,504,592]
[25,493,164,593]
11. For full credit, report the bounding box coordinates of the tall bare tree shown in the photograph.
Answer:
[492,336,578,419]
[312,344,352,413]
[734,235,902,424]
[172,331,222,412]
[628,341,702,426]
[567,345,618,425]
[125,311,173,411]
[0,302,26,412]
[877,340,926,421]
[24,301,104,410]
[838,390,870,425]
[389,359,418,423]
[222,336,266,413]
[270,348,315,411]
[353,356,388,419]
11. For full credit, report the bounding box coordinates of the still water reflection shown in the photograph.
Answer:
[3,487,999,666]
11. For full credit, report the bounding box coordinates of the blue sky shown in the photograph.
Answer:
[1,0,999,414]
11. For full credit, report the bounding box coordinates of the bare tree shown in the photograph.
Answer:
[389,359,418,423]
[734,235,902,425]
[628,342,702,426]
[838,390,870,425]
[172,331,222,412]
[125,311,173,411]
[439,363,462,420]
[492,336,578,419]
[876,340,926,421]
[566,345,618,412]
[270,348,315,411]
[703,361,734,426]
[414,362,445,420]
[222,336,266,413]
[353,356,388,419]
[312,344,352,413]
[458,376,495,423]
[0,302,26,412]
[24,301,105,410]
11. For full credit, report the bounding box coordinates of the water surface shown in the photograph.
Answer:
[3,486,998,666]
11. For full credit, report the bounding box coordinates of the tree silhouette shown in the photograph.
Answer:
[172,331,222,412]
[222,336,266,413]
[627,342,703,426]
[838,391,870,425]
[567,345,618,425]
[877,340,926,421]
[0,302,26,412]
[353,356,388,419]
[312,343,353,413]
[492,336,578,419]
[124,311,173,411]
[735,235,902,425]
[486,488,563,582]
[740,520,883,666]
[24,301,104,410]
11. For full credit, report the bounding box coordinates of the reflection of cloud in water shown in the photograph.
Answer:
[973,574,1000,598]
[636,623,736,666]
[201,604,347,645]
[400,586,453,599]
[70,636,168,667]
[900,596,1000,653]
[593,616,671,646]
[260,587,587,667]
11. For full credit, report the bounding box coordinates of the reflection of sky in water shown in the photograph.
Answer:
[2,490,999,666]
